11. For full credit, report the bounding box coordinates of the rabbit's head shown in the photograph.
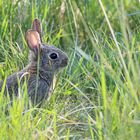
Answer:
[26,19,68,73]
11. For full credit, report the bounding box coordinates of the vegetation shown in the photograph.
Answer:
[0,0,140,139]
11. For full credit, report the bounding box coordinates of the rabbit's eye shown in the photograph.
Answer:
[49,52,58,60]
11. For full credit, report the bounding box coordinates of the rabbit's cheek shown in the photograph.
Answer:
[41,58,46,66]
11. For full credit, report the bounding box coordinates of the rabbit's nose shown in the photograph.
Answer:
[62,57,68,66]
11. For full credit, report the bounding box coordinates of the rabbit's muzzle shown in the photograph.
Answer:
[61,57,68,67]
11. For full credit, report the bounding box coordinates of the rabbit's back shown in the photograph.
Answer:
[0,72,25,98]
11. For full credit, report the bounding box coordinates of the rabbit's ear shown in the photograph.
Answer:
[32,19,42,42]
[26,29,41,54]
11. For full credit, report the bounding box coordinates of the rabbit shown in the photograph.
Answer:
[0,19,68,106]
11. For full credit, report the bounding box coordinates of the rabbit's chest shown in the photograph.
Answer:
[27,75,53,104]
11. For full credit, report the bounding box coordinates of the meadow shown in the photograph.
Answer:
[0,0,140,139]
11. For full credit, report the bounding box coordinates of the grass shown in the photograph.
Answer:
[0,0,140,139]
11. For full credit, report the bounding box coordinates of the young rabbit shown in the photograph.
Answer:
[0,19,68,106]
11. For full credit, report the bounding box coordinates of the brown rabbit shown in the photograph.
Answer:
[0,19,68,106]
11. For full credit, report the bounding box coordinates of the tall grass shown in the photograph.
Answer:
[0,0,140,139]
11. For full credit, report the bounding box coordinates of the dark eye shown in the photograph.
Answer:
[49,52,58,60]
